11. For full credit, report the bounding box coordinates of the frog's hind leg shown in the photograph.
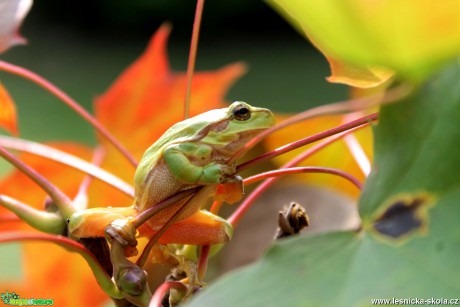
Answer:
[150,210,232,245]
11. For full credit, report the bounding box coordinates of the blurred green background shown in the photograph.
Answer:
[0,0,347,146]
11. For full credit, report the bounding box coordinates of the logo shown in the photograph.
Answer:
[1,291,53,306]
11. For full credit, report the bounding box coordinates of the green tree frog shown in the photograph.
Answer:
[68,101,275,248]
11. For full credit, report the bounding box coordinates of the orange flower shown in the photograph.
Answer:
[0,25,245,306]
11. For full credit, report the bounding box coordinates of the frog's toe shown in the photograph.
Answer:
[105,219,138,247]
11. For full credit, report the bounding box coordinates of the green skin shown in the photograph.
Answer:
[68,101,275,245]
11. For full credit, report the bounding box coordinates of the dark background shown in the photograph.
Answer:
[0,0,347,144]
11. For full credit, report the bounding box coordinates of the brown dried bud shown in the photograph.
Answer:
[275,202,310,239]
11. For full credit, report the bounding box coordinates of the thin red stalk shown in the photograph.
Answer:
[197,245,210,280]
[237,113,378,173]
[245,166,362,189]
[0,145,75,217]
[74,146,107,210]
[210,200,222,214]
[149,281,187,307]
[344,133,371,176]
[137,196,195,267]
[229,84,410,164]
[228,124,369,227]
[0,60,138,167]
[0,135,134,197]
[183,0,205,119]
[132,188,199,229]
[0,232,122,299]
[342,113,371,176]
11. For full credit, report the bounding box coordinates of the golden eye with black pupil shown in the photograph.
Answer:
[233,104,251,121]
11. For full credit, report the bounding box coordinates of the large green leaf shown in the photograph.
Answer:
[186,61,460,306]
[268,0,460,82]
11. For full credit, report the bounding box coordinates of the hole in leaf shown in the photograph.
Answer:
[373,197,430,238]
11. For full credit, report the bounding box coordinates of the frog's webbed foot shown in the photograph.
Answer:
[216,175,244,204]
[105,219,138,257]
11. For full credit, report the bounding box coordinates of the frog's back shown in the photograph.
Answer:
[133,108,227,208]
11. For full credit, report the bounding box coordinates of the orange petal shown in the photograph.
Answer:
[94,25,246,159]
[264,114,373,198]
[0,82,18,135]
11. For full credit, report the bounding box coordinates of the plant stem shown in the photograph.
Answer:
[136,196,195,268]
[342,113,371,176]
[229,83,410,164]
[0,145,75,217]
[237,113,378,173]
[0,135,134,197]
[149,281,187,307]
[0,232,123,299]
[132,188,199,229]
[183,0,205,119]
[0,60,138,167]
[73,146,107,210]
[197,245,210,280]
[244,166,362,189]
[210,200,222,214]
[228,124,369,227]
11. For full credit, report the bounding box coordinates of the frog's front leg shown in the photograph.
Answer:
[164,142,238,184]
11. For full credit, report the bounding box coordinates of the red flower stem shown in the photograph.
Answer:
[344,133,371,176]
[74,145,107,210]
[237,112,378,173]
[149,281,187,307]
[0,145,75,217]
[197,244,210,280]
[0,232,123,299]
[137,195,196,268]
[210,200,222,214]
[132,187,199,229]
[0,135,134,197]
[342,113,372,176]
[0,60,138,167]
[245,166,362,189]
[228,124,369,227]
[183,0,205,119]
[229,84,410,164]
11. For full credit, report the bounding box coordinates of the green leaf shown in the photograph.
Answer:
[268,0,460,81]
[186,60,460,306]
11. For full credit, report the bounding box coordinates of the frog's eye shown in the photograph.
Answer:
[233,104,251,121]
